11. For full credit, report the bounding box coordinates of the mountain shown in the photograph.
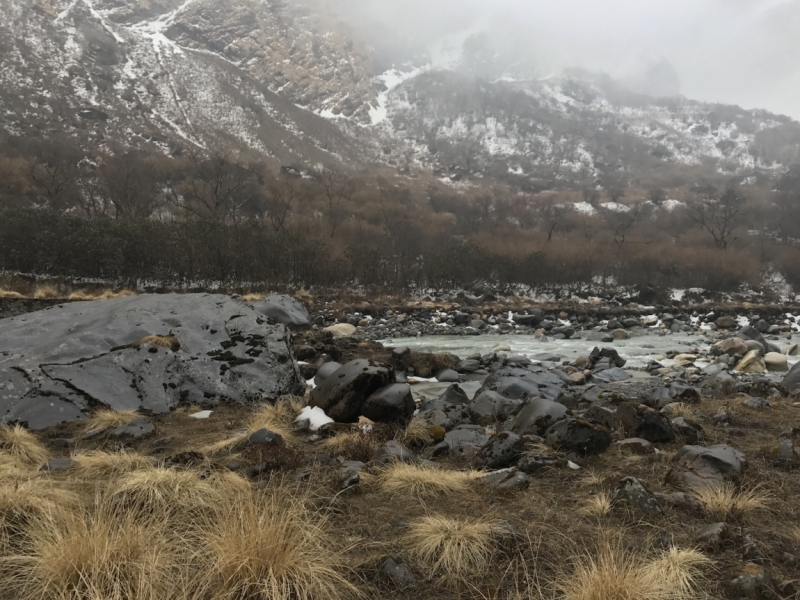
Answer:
[3,0,800,187]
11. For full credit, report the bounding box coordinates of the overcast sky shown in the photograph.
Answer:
[334,0,800,119]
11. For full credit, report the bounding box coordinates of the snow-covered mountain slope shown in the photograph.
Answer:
[3,0,800,185]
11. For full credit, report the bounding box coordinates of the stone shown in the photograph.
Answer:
[362,384,415,425]
[512,311,544,327]
[372,441,417,464]
[246,428,283,446]
[473,431,524,470]
[726,563,776,600]
[612,476,663,517]
[435,369,460,383]
[455,359,480,373]
[255,294,310,330]
[479,365,568,402]
[112,417,155,439]
[783,362,800,392]
[584,405,620,431]
[309,360,394,423]
[784,344,800,356]
[516,453,568,473]
[667,444,746,489]
[650,383,701,405]
[671,417,704,443]
[441,427,490,459]
[492,343,511,353]
[742,396,771,409]
[715,316,737,328]
[763,352,788,372]
[314,361,342,386]
[617,403,675,443]
[611,329,630,340]
[0,294,305,429]
[41,457,78,472]
[589,367,630,384]
[480,468,530,489]
[510,397,568,435]
[544,418,612,456]
[467,390,524,423]
[323,323,357,337]
[383,558,415,587]
[714,337,750,356]
[734,350,767,374]
[738,326,779,354]
[694,522,731,550]
[616,438,655,455]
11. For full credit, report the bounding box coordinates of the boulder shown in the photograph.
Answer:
[666,444,746,489]
[671,417,704,443]
[616,438,655,455]
[715,316,737,329]
[455,359,481,373]
[435,369,460,383]
[473,431,524,469]
[309,360,394,423]
[695,522,731,551]
[362,383,415,424]
[467,390,524,423]
[589,367,630,384]
[512,311,543,327]
[617,403,675,443]
[510,397,568,435]
[438,426,490,459]
[782,362,800,392]
[254,294,310,330]
[0,294,305,429]
[112,417,155,440]
[314,361,342,386]
[612,476,663,517]
[714,337,749,357]
[478,365,568,402]
[738,326,779,354]
[324,323,357,337]
[734,350,767,374]
[544,418,612,456]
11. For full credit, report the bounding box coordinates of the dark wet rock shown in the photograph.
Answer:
[783,362,800,392]
[440,426,489,459]
[435,369,460,383]
[254,295,310,330]
[456,359,481,373]
[671,417,704,443]
[246,428,283,446]
[473,431,523,470]
[362,383,414,425]
[616,438,655,454]
[617,403,675,443]
[436,384,469,405]
[695,522,731,551]
[739,326,780,354]
[590,367,631,384]
[479,365,568,402]
[516,453,568,474]
[510,397,568,435]
[512,311,543,327]
[584,405,620,431]
[667,444,746,489]
[467,390,524,423]
[298,363,317,380]
[383,558,415,587]
[112,417,155,439]
[612,476,663,517]
[544,418,612,456]
[314,361,342,386]
[41,457,78,472]
[372,441,417,464]
[0,294,305,429]
[480,467,529,489]
[590,347,627,368]
[726,563,777,600]
[310,359,394,423]
[296,345,316,361]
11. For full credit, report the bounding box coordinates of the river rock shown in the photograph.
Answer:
[715,316,737,329]
[309,360,394,422]
[544,418,611,456]
[738,326,780,354]
[467,390,524,423]
[436,426,490,459]
[784,362,800,392]
[714,337,749,356]
[734,350,767,374]
[512,311,543,327]
[666,444,746,489]
[473,431,524,469]
[362,383,415,424]
[479,365,568,401]
[510,397,568,435]
[314,361,342,386]
[254,294,310,330]
[324,323,357,337]
[617,403,675,443]
[0,294,305,429]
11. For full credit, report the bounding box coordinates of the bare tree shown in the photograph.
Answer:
[687,187,747,250]
[603,201,653,248]
[772,166,800,252]
[102,153,165,219]
[179,150,258,223]
[263,175,301,232]
[313,168,355,237]
[26,146,79,210]
[539,199,569,241]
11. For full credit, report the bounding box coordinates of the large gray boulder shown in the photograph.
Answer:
[478,365,568,401]
[254,294,310,330]
[784,362,800,392]
[0,294,305,429]
[666,444,746,489]
[309,359,394,422]
[362,383,415,425]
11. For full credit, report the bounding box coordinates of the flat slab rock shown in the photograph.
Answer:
[0,294,305,429]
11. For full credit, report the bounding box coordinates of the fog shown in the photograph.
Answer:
[331,0,800,119]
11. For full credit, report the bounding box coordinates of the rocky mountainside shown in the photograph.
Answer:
[3,0,800,185]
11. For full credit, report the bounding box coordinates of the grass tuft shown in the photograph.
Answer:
[242,293,266,302]
[0,424,49,467]
[73,450,154,480]
[580,493,613,519]
[83,409,140,433]
[403,515,506,585]
[322,430,381,462]
[135,335,180,351]
[691,483,769,522]
[110,468,219,518]
[199,488,359,600]
[0,288,24,299]
[32,284,59,299]
[379,463,480,498]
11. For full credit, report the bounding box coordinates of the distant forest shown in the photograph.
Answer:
[1,134,800,295]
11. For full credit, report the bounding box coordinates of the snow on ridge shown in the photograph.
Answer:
[369,66,428,126]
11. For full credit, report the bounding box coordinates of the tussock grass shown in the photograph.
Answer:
[398,418,436,447]
[321,430,381,462]
[666,403,701,420]
[98,289,136,299]
[579,471,604,488]
[403,515,507,585]
[0,424,49,467]
[83,409,140,433]
[110,468,220,518]
[135,334,180,351]
[691,483,769,522]
[0,475,80,535]
[580,493,613,519]
[4,503,177,600]
[242,293,265,302]
[198,488,359,600]
[32,284,59,299]
[379,463,480,498]
[0,288,23,299]
[67,290,96,301]
[73,450,154,480]
[556,542,711,600]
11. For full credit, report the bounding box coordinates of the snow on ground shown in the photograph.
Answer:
[295,406,333,430]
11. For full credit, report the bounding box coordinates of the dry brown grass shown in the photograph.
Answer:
[32,284,60,299]
[135,334,180,351]
[579,493,613,520]
[83,409,140,433]
[0,288,24,299]
[241,293,266,302]
[0,424,49,467]
[321,430,381,462]
[556,542,711,600]
[73,450,154,480]
[3,502,179,600]
[98,289,136,299]
[67,290,97,301]
[110,468,222,518]
[198,488,359,600]
[378,463,480,498]
[664,403,701,420]
[0,474,80,536]
[691,483,770,522]
[398,418,439,447]
[403,515,507,585]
